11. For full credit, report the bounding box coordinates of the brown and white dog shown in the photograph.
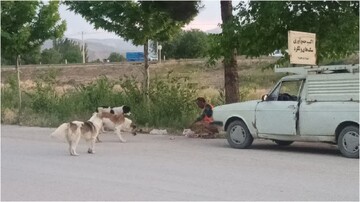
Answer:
[96,105,137,143]
[50,109,110,156]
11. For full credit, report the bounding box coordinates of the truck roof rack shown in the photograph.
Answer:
[274,64,359,75]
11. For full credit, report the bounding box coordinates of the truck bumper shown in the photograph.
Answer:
[210,121,223,127]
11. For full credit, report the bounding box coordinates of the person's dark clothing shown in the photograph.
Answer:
[195,103,213,122]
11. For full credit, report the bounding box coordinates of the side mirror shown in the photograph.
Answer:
[261,94,268,101]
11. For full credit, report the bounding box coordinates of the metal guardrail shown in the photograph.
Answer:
[1,59,206,71]
[274,64,359,75]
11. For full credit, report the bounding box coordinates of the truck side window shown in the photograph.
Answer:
[268,84,281,101]
[268,80,303,101]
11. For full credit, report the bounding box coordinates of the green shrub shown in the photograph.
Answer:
[1,74,200,129]
[27,69,59,113]
[1,74,19,109]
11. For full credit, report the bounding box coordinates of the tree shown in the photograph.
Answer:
[210,0,359,104]
[235,1,359,62]
[53,38,83,63]
[64,1,201,94]
[41,48,62,64]
[1,1,66,123]
[108,52,125,62]
[40,38,88,64]
[20,46,42,65]
[162,29,209,59]
[1,46,42,65]
[1,1,66,65]
[221,0,240,104]
[208,1,241,103]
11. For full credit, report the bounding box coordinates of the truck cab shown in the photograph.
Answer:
[213,64,359,158]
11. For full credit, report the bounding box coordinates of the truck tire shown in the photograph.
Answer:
[273,140,294,146]
[226,120,253,149]
[338,125,359,158]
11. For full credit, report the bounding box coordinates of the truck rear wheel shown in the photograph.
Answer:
[226,120,253,149]
[338,125,359,158]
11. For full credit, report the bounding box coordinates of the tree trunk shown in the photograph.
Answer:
[16,55,22,124]
[143,40,150,96]
[221,0,240,104]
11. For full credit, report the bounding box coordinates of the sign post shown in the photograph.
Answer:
[158,45,162,63]
[288,31,316,65]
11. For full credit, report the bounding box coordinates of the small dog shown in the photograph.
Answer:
[96,105,136,143]
[99,111,137,143]
[50,109,110,156]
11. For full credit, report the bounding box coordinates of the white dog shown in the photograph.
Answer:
[50,109,109,156]
[96,106,136,143]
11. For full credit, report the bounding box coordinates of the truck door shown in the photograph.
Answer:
[255,79,303,135]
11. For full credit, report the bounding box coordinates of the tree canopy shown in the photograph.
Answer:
[108,52,125,62]
[234,1,359,62]
[64,1,201,92]
[64,1,201,47]
[162,29,209,59]
[41,38,88,64]
[1,1,66,65]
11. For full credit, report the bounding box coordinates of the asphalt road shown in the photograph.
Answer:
[1,125,359,201]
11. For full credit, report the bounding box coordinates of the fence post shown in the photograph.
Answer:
[16,55,22,124]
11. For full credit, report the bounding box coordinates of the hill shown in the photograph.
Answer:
[42,38,143,61]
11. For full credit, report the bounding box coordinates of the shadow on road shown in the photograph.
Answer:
[210,139,344,158]
[251,143,340,157]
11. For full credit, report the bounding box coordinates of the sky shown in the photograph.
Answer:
[59,1,240,40]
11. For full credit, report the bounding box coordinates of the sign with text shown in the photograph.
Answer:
[288,31,316,65]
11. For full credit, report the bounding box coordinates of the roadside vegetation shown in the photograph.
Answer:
[0,57,278,130]
[2,53,357,130]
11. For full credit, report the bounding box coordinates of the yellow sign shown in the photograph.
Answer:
[288,31,316,65]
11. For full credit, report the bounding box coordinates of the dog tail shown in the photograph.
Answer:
[50,123,69,142]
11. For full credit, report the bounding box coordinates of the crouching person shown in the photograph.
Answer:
[189,97,218,138]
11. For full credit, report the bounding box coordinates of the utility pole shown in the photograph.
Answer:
[82,31,85,63]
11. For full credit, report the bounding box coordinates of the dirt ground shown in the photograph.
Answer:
[0,57,292,101]
[2,54,358,91]
[1,57,274,91]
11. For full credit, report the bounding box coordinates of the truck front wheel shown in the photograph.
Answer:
[226,120,253,149]
[338,125,359,158]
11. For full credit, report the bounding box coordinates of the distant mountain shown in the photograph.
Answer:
[205,27,222,34]
[41,38,143,61]
[40,29,222,61]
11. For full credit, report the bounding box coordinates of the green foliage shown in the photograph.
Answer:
[41,48,62,64]
[40,38,88,64]
[27,69,60,113]
[234,1,359,62]
[20,46,42,65]
[146,77,198,127]
[74,76,116,111]
[1,1,66,65]
[108,52,125,62]
[162,29,210,59]
[2,74,199,129]
[64,1,200,46]
[64,1,201,93]
[1,74,19,109]
[53,38,84,63]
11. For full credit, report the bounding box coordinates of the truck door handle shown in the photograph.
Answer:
[287,105,296,109]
